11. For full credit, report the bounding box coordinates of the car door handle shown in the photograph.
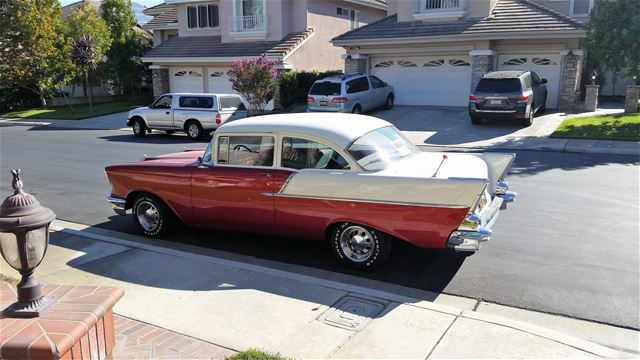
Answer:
[259,172,273,177]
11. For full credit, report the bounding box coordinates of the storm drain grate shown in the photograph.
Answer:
[319,295,388,331]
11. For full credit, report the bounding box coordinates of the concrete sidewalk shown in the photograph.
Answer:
[0,111,128,130]
[2,220,637,359]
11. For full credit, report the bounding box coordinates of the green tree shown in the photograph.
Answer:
[228,55,277,114]
[71,35,99,112]
[101,0,139,95]
[587,0,640,84]
[64,1,112,96]
[0,0,73,108]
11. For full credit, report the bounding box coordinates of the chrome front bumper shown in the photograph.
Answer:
[447,182,517,252]
[107,192,127,216]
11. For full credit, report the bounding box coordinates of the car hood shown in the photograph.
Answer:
[378,152,489,180]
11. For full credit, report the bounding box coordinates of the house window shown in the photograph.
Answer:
[424,60,444,67]
[449,59,470,66]
[503,58,527,66]
[532,58,556,66]
[374,61,394,68]
[349,10,359,30]
[187,4,219,29]
[570,0,594,16]
[398,60,417,67]
[420,0,462,11]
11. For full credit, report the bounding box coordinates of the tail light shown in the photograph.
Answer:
[332,97,348,103]
[469,95,477,102]
[215,114,222,124]
[517,95,529,102]
[307,96,314,102]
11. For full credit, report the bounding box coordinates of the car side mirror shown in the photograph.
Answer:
[541,79,548,84]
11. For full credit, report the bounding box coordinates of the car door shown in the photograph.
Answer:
[146,95,173,128]
[369,75,388,107]
[191,134,276,233]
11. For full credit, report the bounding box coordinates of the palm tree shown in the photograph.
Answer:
[71,34,98,112]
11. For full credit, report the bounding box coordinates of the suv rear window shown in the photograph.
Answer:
[309,82,341,96]
[476,79,521,93]
[179,96,214,109]
[219,97,246,111]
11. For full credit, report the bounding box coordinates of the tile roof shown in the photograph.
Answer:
[333,0,585,43]
[143,28,315,60]
[143,4,177,29]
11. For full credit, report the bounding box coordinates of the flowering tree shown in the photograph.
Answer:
[228,55,277,114]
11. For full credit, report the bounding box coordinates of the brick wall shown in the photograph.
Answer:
[558,54,583,110]
[152,69,170,98]
[471,55,495,92]
[345,58,367,75]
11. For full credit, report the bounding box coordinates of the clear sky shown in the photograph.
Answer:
[59,0,164,7]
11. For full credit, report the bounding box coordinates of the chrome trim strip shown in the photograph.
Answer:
[273,193,469,209]
[106,192,127,216]
[473,109,517,113]
[448,195,503,252]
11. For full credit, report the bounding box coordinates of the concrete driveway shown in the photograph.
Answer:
[370,105,566,147]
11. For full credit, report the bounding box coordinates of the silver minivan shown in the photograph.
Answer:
[307,74,395,114]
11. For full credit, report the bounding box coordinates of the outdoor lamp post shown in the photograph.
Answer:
[0,169,56,317]
[591,70,598,85]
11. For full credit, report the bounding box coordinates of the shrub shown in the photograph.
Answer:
[0,87,41,113]
[279,70,343,108]
[228,55,277,114]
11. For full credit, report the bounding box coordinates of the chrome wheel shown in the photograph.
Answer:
[136,200,160,232]
[339,225,374,263]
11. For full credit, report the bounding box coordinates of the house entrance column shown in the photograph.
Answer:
[470,50,495,92]
[344,54,368,75]
[151,66,170,98]
[558,49,583,110]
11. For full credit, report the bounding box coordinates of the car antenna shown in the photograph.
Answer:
[431,154,448,178]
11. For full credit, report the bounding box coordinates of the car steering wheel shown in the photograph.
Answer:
[233,144,253,152]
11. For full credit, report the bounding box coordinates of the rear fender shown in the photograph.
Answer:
[474,153,516,196]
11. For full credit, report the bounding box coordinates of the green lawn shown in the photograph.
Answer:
[0,97,153,120]
[550,113,640,142]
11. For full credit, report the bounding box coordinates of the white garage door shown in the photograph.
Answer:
[371,56,472,106]
[207,68,234,93]
[169,67,204,93]
[498,54,560,109]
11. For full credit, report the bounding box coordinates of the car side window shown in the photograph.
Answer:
[179,96,214,109]
[531,72,541,85]
[281,137,350,170]
[369,76,385,89]
[217,135,274,167]
[153,95,172,109]
[346,77,370,94]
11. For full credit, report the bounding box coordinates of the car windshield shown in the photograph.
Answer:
[347,127,420,171]
[202,140,213,164]
[309,82,341,96]
[476,78,521,93]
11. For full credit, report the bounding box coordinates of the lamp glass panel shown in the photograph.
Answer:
[0,231,21,270]
[25,227,48,269]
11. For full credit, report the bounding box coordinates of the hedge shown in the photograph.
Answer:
[279,70,343,108]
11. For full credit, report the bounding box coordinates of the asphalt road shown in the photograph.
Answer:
[1,124,638,329]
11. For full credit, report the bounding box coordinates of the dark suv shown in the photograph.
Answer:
[469,70,547,126]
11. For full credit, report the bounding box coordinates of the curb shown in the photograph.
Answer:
[50,220,637,358]
[415,142,639,156]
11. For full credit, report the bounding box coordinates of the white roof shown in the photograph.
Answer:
[216,113,392,149]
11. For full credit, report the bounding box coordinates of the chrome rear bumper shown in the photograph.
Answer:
[107,192,127,216]
[447,182,517,252]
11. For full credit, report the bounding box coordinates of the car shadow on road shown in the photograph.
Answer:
[97,133,211,145]
[50,218,466,303]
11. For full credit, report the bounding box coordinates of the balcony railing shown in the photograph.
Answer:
[228,14,267,33]
[419,0,464,12]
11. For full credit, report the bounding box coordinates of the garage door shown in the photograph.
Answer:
[169,67,204,93]
[498,54,560,109]
[207,68,234,93]
[371,56,472,106]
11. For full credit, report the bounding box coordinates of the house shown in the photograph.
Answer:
[141,0,388,99]
[332,0,596,110]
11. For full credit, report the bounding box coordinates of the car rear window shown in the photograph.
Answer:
[476,79,521,93]
[179,96,214,109]
[309,82,341,96]
[219,96,246,111]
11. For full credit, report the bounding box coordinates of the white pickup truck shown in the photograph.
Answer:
[127,93,248,140]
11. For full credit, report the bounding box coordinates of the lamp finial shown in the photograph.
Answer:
[10,169,23,195]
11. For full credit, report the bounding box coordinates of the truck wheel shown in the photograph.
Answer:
[131,194,173,237]
[132,119,146,137]
[185,120,204,140]
[330,223,392,270]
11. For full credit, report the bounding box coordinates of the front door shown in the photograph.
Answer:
[147,95,173,128]
[191,134,276,233]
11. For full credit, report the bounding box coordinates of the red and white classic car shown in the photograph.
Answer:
[106,113,516,269]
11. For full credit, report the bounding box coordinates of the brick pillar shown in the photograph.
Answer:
[152,68,170,98]
[469,50,495,92]
[624,85,640,113]
[345,57,367,75]
[558,50,583,110]
[584,85,599,112]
